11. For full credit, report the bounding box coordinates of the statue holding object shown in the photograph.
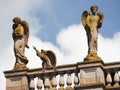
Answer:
[12,17,29,70]
[81,5,104,61]
[33,46,57,69]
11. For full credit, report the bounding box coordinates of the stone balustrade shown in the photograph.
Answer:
[28,63,78,90]
[104,62,120,89]
[4,61,120,90]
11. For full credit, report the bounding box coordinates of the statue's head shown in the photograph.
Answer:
[41,49,46,54]
[13,17,21,24]
[90,5,98,14]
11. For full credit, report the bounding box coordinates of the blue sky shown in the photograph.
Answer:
[0,0,120,90]
[30,0,120,44]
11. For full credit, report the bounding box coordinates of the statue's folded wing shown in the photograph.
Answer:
[45,50,56,67]
[21,20,29,48]
[97,11,104,28]
[81,10,90,27]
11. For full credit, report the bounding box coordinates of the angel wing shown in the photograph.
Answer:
[81,10,90,27]
[97,11,104,28]
[45,50,56,67]
[21,20,29,48]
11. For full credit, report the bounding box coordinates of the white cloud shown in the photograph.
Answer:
[56,24,87,64]
[98,32,120,62]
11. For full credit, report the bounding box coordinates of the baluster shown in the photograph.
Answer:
[113,71,120,87]
[66,71,72,90]
[106,72,112,88]
[44,77,51,90]
[74,73,79,86]
[37,77,43,90]
[51,75,57,90]
[58,73,65,90]
[30,76,35,90]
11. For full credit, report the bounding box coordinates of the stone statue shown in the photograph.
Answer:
[81,5,104,61]
[12,17,29,70]
[33,46,56,69]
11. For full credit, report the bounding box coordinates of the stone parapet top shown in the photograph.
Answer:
[77,60,104,69]
[104,61,120,72]
[4,61,120,77]
[4,70,28,78]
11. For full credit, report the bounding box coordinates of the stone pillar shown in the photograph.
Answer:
[77,61,105,90]
[4,70,28,90]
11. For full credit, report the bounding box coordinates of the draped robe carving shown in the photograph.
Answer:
[12,17,29,70]
[81,5,104,61]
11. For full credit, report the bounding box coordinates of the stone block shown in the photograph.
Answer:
[6,76,28,90]
[80,67,105,85]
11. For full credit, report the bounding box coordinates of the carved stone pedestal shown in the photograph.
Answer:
[84,53,102,62]
[4,70,28,90]
[80,67,105,85]
[77,61,105,90]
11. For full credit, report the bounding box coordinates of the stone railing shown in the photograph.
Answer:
[104,62,120,90]
[28,63,78,90]
[4,61,120,90]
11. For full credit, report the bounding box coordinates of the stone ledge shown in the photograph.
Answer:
[74,83,105,90]
[4,70,28,78]
[106,86,120,90]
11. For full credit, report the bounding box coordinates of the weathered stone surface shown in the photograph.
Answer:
[12,17,29,71]
[81,5,104,61]
[4,61,120,90]
[84,53,102,61]
[80,67,105,85]
[33,46,57,69]
[65,86,73,90]
[74,84,105,90]
[6,76,28,90]
[58,87,65,90]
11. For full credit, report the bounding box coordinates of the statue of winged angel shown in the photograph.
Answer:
[33,46,56,69]
[81,5,104,55]
[12,17,29,70]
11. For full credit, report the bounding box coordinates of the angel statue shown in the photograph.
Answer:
[81,5,104,61]
[12,17,29,70]
[33,46,57,69]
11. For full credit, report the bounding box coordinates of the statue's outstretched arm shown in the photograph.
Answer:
[33,46,41,57]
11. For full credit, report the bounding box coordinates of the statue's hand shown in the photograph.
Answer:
[26,44,29,48]
[33,46,37,51]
